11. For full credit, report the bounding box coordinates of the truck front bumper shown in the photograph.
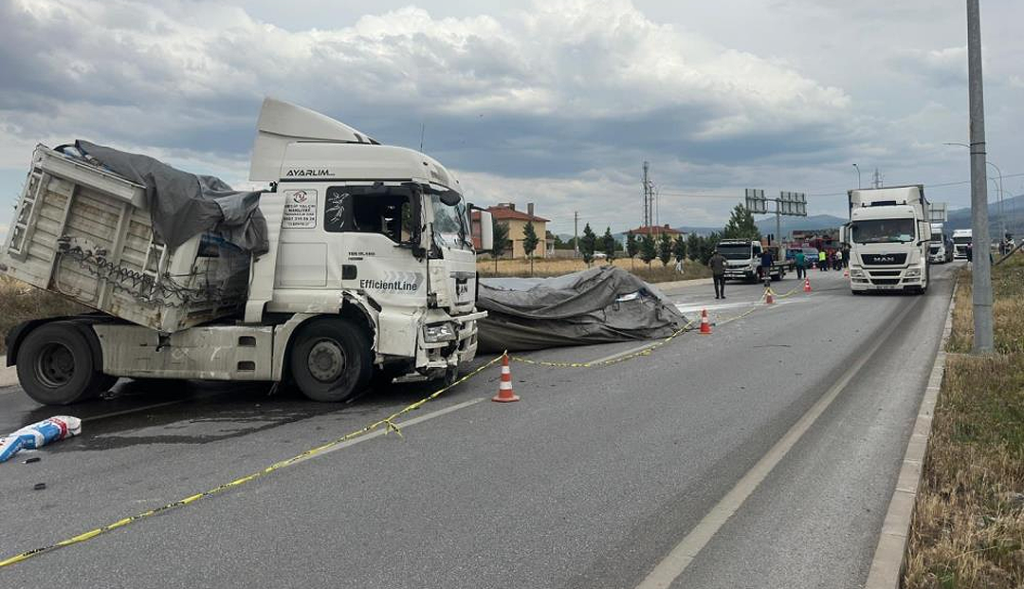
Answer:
[849,264,926,291]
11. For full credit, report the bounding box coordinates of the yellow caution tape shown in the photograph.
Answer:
[0,354,504,569]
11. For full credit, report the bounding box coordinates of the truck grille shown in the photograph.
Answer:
[861,253,907,266]
[869,270,901,277]
[870,278,900,285]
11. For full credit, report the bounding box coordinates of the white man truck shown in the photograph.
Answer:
[0,98,494,405]
[928,223,953,264]
[845,185,931,294]
[952,229,972,260]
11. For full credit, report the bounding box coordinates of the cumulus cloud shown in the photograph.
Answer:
[0,0,913,231]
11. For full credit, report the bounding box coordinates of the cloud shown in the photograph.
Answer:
[890,46,967,88]
[0,0,851,170]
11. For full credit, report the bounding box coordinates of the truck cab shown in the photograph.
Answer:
[952,229,972,260]
[718,239,786,282]
[4,98,495,405]
[846,186,930,294]
[928,223,952,264]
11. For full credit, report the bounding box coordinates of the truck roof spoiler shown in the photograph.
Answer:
[249,97,380,181]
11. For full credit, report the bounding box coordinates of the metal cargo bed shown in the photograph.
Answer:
[0,145,250,333]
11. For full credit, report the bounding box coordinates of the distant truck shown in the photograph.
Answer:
[717,239,790,282]
[952,229,972,260]
[928,223,953,264]
[0,98,494,405]
[844,185,931,294]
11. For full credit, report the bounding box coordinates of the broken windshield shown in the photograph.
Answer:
[429,191,472,251]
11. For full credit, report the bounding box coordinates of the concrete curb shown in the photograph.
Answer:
[864,281,957,588]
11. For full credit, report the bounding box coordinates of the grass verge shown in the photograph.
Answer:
[904,256,1024,588]
[0,276,87,355]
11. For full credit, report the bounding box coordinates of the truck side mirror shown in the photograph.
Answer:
[476,211,493,251]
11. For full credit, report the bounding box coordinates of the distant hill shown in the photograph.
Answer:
[943,193,1024,238]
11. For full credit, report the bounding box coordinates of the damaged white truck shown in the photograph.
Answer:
[0,98,493,405]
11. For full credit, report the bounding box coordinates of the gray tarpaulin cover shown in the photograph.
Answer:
[477,266,688,352]
[74,141,268,255]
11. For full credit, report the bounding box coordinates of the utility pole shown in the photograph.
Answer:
[967,0,994,353]
[574,211,579,258]
[872,168,883,189]
[642,161,651,235]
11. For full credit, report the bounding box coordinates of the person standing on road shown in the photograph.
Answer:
[818,249,827,272]
[709,249,727,299]
[795,250,806,280]
[760,247,774,286]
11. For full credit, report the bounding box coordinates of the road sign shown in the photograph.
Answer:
[778,191,807,216]
[745,188,767,214]
[928,202,948,223]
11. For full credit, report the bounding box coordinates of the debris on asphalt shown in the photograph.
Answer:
[33,483,46,491]
[0,416,82,464]
[23,456,41,464]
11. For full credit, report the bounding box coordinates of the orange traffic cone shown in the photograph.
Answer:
[843,267,849,278]
[765,287,775,305]
[699,309,712,335]
[492,354,520,403]
[803,278,812,292]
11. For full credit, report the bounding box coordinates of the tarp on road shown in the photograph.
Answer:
[477,266,688,352]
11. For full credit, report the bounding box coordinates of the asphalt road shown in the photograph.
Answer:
[0,264,956,588]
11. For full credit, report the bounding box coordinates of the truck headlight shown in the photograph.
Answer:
[423,323,457,343]
[850,268,865,278]
[905,268,921,277]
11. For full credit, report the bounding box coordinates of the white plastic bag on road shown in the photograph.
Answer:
[0,416,82,463]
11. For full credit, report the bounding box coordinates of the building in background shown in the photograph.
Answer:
[472,202,549,259]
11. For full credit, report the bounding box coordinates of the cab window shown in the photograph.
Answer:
[324,185,414,244]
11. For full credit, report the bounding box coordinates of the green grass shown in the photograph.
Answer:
[904,255,1024,588]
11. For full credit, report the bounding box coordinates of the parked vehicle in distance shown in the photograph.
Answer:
[786,246,819,268]
[1,98,494,405]
[928,223,953,264]
[952,229,972,260]
[718,239,790,282]
[844,185,931,294]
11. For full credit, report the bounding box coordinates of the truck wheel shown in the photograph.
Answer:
[290,318,372,402]
[16,322,109,405]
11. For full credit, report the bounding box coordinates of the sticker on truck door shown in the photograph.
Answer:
[283,190,317,228]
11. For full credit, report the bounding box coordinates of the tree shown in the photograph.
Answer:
[658,232,672,267]
[672,234,687,263]
[580,223,597,266]
[602,227,617,263]
[626,232,639,269]
[523,221,539,276]
[698,231,721,265]
[491,220,509,272]
[686,233,701,261]
[553,234,564,249]
[722,205,761,240]
[640,233,657,266]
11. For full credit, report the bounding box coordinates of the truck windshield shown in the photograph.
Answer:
[850,219,916,244]
[717,244,752,260]
[429,191,472,251]
[953,236,972,245]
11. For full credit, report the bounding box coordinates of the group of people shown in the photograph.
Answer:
[793,247,849,280]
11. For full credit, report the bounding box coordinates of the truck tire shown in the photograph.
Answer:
[16,322,111,405]
[290,318,372,403]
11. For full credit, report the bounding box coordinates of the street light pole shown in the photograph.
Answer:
[967,0,994,354]
[852,163,861,189]
[986,160,1004,238]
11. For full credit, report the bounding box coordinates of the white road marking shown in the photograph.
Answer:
[635,297,921,589]
[674,298,807,315]
[287,398,485,466]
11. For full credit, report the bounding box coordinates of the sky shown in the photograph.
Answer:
[0,0,1022,236]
